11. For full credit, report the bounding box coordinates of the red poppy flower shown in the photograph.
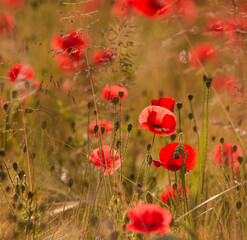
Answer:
[153,142,197,171]
[151,97,175,113]
[101,84,128,101]
[88,145,121,175]
[51,31,91,73]
[92,48,115,65]
[7,63,35,83]
[138,105,176,136]
[190,42,217,68]
[111,0,135,18]
[212,75,240,97]
[0,0,25,10]
[206,18,234,37]
[213,142,242,171]
[126,203,172,234]
[0,11,14,34]
[133,0,172,18]
[88,120,114,137]
[161,184,188,205]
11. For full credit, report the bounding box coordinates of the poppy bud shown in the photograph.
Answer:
[68,178,73,188]
[115,121,120,131]
[212,136,215,141]
[112,96,119,104]
[127,124,132,132]
[0,171,6,181]
[94,125,99,134]
[116,140,121,149]
[0,149,5,157]
[205,81,211,88]
[188,94,193,101]
[87,101,93,109]
[236,201,242,209]
[13,194,18,202]
[100,126,105,135]
[173,152,180,159]
[170,134,176,142]
[12,90,18,98]
[188,113,193,120]
[18,170,25,180]
[147,144,152,151]
[173,183,177,190]
[145,192,153,203]
[13,163,18,171]
[118,91,124,98]
[93,110,97,116]
[28,191,33,200]
[232,145,237,153]
[237,156,243,164]
[3,103,8,112]
[21,185,25,193]
[220,138,224,144]
[176,102,183,110]
[226,106,230,112]
[41,121,47,129]
[147,155,153,166]
[193,126,197,132]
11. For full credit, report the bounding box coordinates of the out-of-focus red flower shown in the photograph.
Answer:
[51,31,91,73]
[212,75,240,97]
[88,120,114,137]
[172,0,198,22]
[88,145,121,175]
[151,97,175,112]
[101,84,128,101]
[126,203,172,234]
[206,18,234,38]
[138,105,176,136]
[0,11,14,34]
[153,142,197,171]
[213,142,242,171]
[92,48,115,65]
[112,0,135,18]
[161,184,188,205]
[8,63,35,83]
[133,0,172,18]
[190,42,217,68]
[0,0,25,10]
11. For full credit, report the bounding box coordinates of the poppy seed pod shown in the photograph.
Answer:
[188,94,193,101]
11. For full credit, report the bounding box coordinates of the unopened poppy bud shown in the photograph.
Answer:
[41,121,47,129]
[68,178,73,188]
[148,155,153,166]
[115,121,120,131]
[0,149,5,157]
[3,103,8,112]
[236,201,242,209]
[173,152,180,159]
[116,140,121,149]
[173,183,177,190]
[25,108,33,114]
[188,94,193,101]
[170,134,176,142]
[205,81,211,88]
[176,102,183,110]
[232,145,237,152]
[100,126,105,135]
[28,191,33,200]
[18,170,25,180]
[93,110,97,116]
[118,91,124,98]
[147,144,152,151]
[127,123,132,132]
[87,101,93,109]
[13,163,18,171]
[145,192,153,203]
[21,185,25,193]
[94,125,99,134]
[0,172,6,181]
[188,113,193,120]
[112,96,119,104]
[226,105,230,112]
[12,90,18,98]
[193,126,197,132]
[220,138,224,144]
[212,136,215,141]
[237,156,243,164]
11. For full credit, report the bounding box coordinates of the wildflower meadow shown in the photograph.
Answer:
[0,0,247,239]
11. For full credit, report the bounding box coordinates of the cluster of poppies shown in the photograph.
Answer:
[51,30,115,73]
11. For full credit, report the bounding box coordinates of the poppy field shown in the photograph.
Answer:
[0,0,247,239]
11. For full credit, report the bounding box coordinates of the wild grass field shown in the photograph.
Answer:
[0,0,247,239]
